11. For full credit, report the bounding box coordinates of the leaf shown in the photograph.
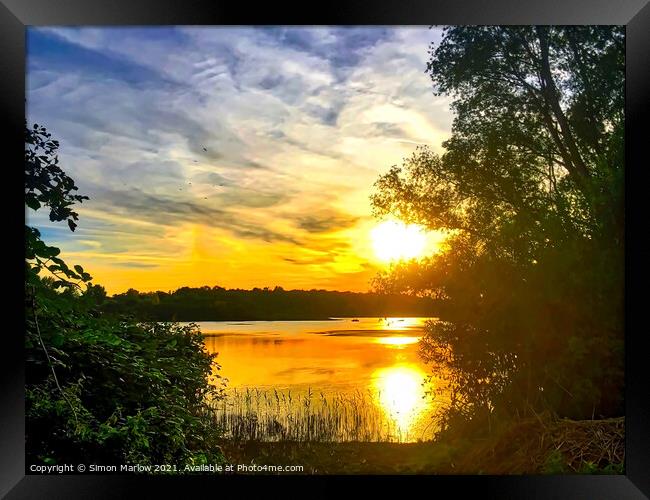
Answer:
[26,196,41,211]
[51,333,65,348]
[45,246,61,258]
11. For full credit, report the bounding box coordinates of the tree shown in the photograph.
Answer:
[26,123,88,230]
[82,283,108,306]
[25,122,92,290]
[371,26,624,426]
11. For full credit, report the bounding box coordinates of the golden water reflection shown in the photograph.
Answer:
[375,336,420,347]
[380,317,423,331]
[373,364,429,438]
[195,317,444,441]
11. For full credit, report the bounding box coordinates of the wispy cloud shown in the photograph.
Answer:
[293,211,361,234]
[27,26,452,293]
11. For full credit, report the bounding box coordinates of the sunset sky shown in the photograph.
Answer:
[26,26,453,294]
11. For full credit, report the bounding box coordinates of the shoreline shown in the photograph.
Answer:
[219,415,625,475]
[173,316,436,323]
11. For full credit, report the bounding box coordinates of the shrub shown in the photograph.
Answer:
[26,281,226,467]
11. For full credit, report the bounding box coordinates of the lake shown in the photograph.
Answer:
[189,317,451,442]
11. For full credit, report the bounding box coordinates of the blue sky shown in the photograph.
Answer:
[26,26,453,294]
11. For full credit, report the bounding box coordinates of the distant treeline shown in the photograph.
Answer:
[98,286,439,321]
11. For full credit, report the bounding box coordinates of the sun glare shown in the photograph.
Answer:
[373,364,428,436]
[379,317,424,331]
[376,336,420,347]
[371,220,427,262]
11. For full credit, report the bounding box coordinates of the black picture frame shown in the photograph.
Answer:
[3,0,649,497]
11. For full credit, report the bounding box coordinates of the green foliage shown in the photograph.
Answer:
[26,284,225,466]
[541,451,624,475]
[25,122,93,291]
[26,226,92,291]
[542,450,568,474]
[100,285,437,321]
[579,461,624,475]
[371,27,624,426]
[25,123,225,468]
[25,123,88,230]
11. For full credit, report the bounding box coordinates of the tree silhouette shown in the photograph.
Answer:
[372,26,624,425]
[25,122,92,290]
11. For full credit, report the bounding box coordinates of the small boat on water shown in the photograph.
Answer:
[351,318,359,322]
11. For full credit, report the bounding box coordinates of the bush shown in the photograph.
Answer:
[26,281,226,468]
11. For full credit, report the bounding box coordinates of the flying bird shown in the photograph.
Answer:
[202,146,208,152]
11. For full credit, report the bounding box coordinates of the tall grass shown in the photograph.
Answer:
[211,387,438,443]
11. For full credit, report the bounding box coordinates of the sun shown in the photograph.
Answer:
[371,220,427,263]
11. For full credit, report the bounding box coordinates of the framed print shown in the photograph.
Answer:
[3,0,649,497]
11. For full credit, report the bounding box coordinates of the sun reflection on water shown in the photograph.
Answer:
[375,336,420,347]
[379,317,423,331]
[372,364,429,439]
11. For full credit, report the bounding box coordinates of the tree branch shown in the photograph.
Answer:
[536,26,591,181]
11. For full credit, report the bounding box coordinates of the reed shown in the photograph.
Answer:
[210,387,437,443]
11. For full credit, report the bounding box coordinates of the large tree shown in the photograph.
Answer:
[372,26,624,425]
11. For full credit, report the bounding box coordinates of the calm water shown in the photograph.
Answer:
[190,317,450,441]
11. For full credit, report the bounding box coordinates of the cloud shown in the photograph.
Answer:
[368,122,408,138]
[282,255,336,266]
[114,261,159,269]
[293,211,361,234]
[303,102,343,127]
[260,27,392,74]
[27,30,174,90]
[217,188,290,209]
[26,26,453,292]
[90,187,298,244]
[193,171,232,186]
